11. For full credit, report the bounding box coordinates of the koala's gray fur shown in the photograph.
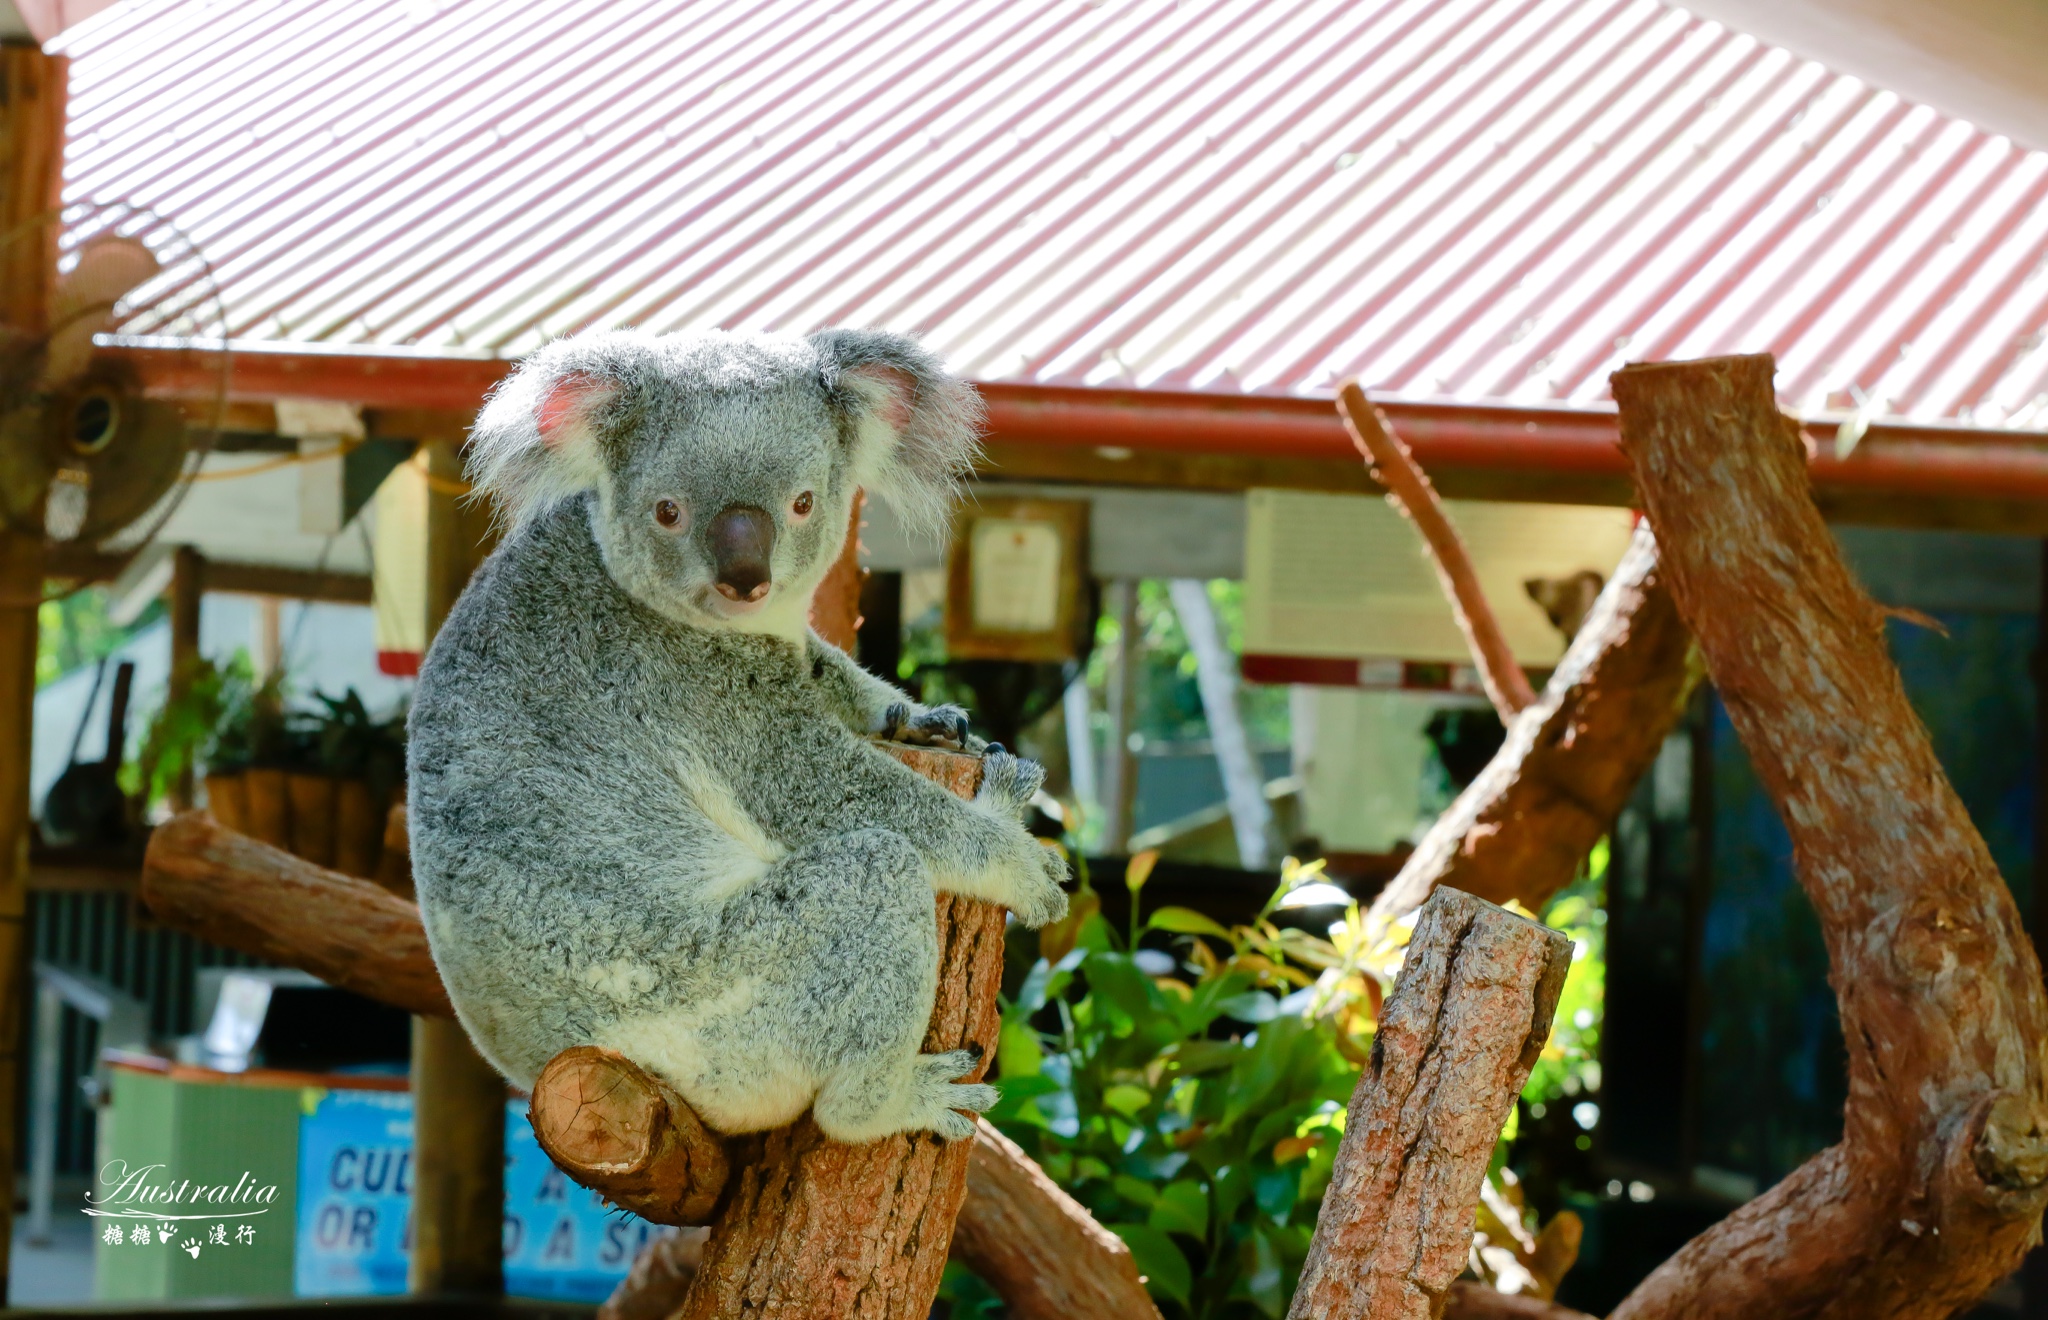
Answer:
[407,328,1069,1144]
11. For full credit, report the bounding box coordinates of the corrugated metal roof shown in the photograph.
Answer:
[53,0,2048,427]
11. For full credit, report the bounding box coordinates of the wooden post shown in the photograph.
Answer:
[0,39,66,1307]
[1289,887,1571,1320]
[1608,355,2048,1320]
[410,434,505,1296]
[167,546,202,808]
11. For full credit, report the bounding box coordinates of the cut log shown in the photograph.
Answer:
[374,801,414,899]
[139,811,452,1018]
[673,741,1003,1320]
[953,1120,1164,1320]
[1367,521,1700,921]
[1289,887,1571,1320]
[1608,355,2048,1320]
[1339,382,1536,721]
[529,1047,730,1226]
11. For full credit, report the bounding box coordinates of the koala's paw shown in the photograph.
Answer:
[975,747,1046,816]
[1006,839,1072,929]
[907,1049,998,1142]
[882,701,970,750]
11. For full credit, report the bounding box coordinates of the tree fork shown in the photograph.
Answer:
[1608,354,2048,1319]
[1366,519,1700,923]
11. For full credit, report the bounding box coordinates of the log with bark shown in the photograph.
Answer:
[1606,354,2048,1319]
[140,810,451,1018]
[1291,886,1572,1320]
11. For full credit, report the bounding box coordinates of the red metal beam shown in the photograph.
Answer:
[107,340,2048,505]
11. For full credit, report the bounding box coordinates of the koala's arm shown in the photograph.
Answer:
[760,719,1067,927]
[803,631,977,750]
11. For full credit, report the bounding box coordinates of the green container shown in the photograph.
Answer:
[92,1064,303,1301]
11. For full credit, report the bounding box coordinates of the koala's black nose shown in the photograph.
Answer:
[707,505,774,603]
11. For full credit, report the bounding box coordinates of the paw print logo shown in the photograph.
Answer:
[182,1241,200,1259]
[155,1226,174,1244]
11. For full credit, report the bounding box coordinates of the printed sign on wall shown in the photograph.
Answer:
[294,1089,673,1301]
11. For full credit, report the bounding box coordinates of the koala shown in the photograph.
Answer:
[405,328,1070,1145]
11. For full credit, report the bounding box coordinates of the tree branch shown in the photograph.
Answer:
[1338,381,1537,720]
[1290,887,1572,1320]
[1366,521,1700,922]
[139,811,451,1018]
[1608,354,2048,1319]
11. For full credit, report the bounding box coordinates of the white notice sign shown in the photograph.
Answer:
[969,518,1063,632]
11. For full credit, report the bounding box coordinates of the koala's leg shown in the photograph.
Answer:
[680,828,993,1143]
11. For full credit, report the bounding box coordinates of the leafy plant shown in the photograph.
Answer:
[966,854,1390,1318]
[947,847,1595,1317]
[306,687,407,798]
[128,651,257,809]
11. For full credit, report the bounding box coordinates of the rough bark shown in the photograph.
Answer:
[1368,521,1700,922]
[1339,382,1537,720]
[1443,1282,1596,1320]
[673,749,1003,1319]
[1608,354,2048,1320]
[1290,887,1572,1320]
[952,1119,1164,1320]
[594,1118,1162,1320]
[138,810,452,1018]
[530,1047,730,1227]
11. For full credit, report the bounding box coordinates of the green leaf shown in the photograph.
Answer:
[997,1014,1043,1078]
[1103,1083,1151,1116]
[1111,1174,1159,1208]
[1254,1164,1299,1222]
[1148,1178,1210,1239]
[1147,905,1235,941]
[1168,1039,1242,1075]
[1110,1223,1193,1307]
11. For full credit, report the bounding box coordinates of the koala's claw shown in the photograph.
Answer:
[906,1050,998,1141]
[1008,844,1071,928]
[976,748,1046,814]
[883,701,971,750]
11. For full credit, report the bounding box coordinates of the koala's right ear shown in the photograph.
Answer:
[466,333,652,526]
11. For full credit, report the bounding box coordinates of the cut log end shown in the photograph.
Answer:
[529,1047,730,1227]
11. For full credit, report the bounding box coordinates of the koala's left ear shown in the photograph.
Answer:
[810,329,983,534]
[467,331,656,527]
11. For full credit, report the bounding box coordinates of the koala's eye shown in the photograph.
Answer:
[791,491,814,518]
[653,498,686,530]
